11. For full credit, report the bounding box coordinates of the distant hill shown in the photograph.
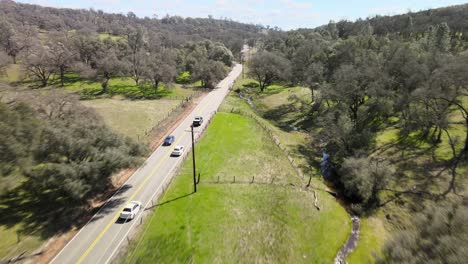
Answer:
[327,4,468,39]
[0,0,262,55]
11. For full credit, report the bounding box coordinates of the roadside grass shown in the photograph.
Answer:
[124,113,351,263]
[0,226,43,260]
[347,214,387,264]
[81,98,183,142]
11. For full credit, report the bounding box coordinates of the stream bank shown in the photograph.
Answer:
[237,91,361,263]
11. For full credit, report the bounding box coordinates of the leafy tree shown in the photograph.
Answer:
[339,156,393,205]
[208,42,234,66]
[72,32,101,66]
[377,200,467,264]
[428,22,451,53]
[248,51,291,92]
[0,91,147,232]
[426,54,468,150]
[143,49,177,91]
[192,59,227,88]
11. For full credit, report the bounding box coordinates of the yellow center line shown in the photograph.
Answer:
[76,133,188,264]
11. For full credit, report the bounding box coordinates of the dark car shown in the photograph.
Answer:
[163,135,175,146]
[193,116,203,127]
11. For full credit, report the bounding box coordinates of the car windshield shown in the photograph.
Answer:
[123,208,131,212]
[174,147,180,151]
[165,137,171,141]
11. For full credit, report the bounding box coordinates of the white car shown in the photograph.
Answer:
[171,145,185,157]
[119,201,142,220]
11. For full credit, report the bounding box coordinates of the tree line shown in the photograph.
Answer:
[247,9,467,263]
[0,18,235,92]
[0,0,261,59]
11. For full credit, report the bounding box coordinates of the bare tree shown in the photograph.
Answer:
[126,26,147,85]
[25,45,55,87]
[0,20,36,64]
[48,33,77,87]
[94,42,127,94]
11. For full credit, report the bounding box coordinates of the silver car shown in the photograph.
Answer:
[171,146,185,157]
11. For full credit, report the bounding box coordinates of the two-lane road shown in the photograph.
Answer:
[51,63,243,264]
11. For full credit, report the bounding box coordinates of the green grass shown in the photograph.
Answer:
[59,74,191,100]
[124,113,351,263]
[81,98,183,141]
[0,64,25,83]
[347,214,387,264]
[98,33,124,41]
[225,78,326,187]
[0,225,43,260]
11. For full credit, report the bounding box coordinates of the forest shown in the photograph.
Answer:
[0,0,467,263]
[247,5,467,264]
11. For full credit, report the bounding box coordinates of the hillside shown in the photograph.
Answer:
[0,0,262,57]
[322,3,468,40]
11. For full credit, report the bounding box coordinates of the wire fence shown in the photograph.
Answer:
[110,110,218,263]
[229,108,307,179]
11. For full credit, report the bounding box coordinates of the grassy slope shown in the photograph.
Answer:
[81,99,182,141]
[0,226,43,260]
[230,78,325,187]
[236,81,389,263]
[124,112,351,263]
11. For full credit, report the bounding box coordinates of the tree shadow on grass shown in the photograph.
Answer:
[290,144,321,172]
[262,104,297,125]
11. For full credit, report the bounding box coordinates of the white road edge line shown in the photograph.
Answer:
[102,145,187,264]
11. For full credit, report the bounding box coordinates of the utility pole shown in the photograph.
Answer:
[191,124,197,193]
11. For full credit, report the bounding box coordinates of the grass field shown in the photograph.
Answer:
[227,79,325,186]
[124,112,351,263]
[81,98,184,142]
[0,225,43,260]
[347,214,387,263]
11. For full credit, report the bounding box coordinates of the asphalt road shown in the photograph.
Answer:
[50,63,243,264]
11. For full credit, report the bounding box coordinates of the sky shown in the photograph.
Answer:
[16,0,468,30]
